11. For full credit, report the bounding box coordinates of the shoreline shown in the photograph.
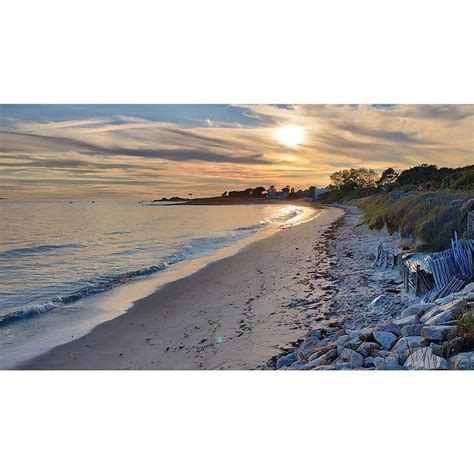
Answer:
[21,206,344,369]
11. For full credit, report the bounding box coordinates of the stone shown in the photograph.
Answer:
[404,347,448,370]
[392,336,425,354]
[424,308,456,325]
[463,282,474,293]
[420,306,443,323]
[297,337,326,361]
[400,303,435,319]
[464,292,474,302]
[441,337,465,358]
[449,352,474,370]
[340,348,364,368]
[374,354,401,370]
[401,324,423,337]
[373,331,397,350]
[434,294,465,306]
[307,344,338,362]
[364,356,375,368]
[393,314,420,326]
[367,252,376,261]
[307,329,323,340]
[370,295,389,307]
[343,337,361,350]
[374,322,402,337]
[276,353,297,369]
[304,349,338,369]
[421,325,456,342]
[331,361,352,370]
[357,342,380,357]
[335,334,352,347]
[429,343,443,357]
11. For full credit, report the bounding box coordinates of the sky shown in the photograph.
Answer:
[0,104,473,199]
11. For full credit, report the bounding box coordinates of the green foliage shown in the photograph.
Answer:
[452,307,474,350]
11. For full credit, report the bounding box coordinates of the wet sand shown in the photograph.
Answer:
[22,207,344,369]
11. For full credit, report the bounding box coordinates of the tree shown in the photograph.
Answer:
[377,168,399,187]
[253,186,266,198]
[268,185,276,193]
[329,168,379,190]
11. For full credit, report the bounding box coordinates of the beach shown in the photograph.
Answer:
[22,206,345,369]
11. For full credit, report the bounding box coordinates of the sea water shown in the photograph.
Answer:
[0,200,317,367]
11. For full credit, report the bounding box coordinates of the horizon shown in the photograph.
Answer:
[0,104,473,199]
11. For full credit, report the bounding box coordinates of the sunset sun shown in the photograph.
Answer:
[275,125,305,147]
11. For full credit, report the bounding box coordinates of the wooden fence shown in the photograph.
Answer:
[375,234,474,301]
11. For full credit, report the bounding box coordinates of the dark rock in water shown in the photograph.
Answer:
[276,353,298,369]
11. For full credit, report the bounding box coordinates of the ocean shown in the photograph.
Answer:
[0,200,317,367]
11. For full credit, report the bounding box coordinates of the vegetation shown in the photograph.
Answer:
[321,164,473,251]
[449,304,474,352]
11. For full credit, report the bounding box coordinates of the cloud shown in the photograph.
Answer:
[1,105,473,198]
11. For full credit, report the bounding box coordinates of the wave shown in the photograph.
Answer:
[0,243,85,258]
[0,206,305,326]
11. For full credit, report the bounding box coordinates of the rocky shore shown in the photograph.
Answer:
[275,207,474,370]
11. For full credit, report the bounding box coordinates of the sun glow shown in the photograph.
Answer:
[275,125,305,147]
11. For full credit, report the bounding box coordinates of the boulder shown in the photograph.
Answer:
[335,334,352,347]
[400,303,435,319]
[424,308,456,326]
[343,337,362,350]
[357,342,380,357]
[340,348,364,368]
[401,324,423,337]
[393,314,420,326]
[304,349,338,369]
[441,337,465,358]
[434,294,465,306]
[307,344,338,362]
[449,352,474,370]
[421,325,456,342]
[374,354,401,370]
[392,336,425,354]
[373,331,397,350]
[420,306,443,324]
[374,322,402,337]
[370,295,389,307]
[367,252,376,261]
[464,292,474,302]
[463,282,474,293]
[364,356,375,368]
[276,353,297,369]
[307,329,323,340]
[404,347,448,370]
[331,361,352,370]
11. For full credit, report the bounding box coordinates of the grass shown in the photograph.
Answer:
[451,304,474,349]
[356,190,473,251]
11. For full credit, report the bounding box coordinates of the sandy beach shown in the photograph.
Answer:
[20,206,345,369]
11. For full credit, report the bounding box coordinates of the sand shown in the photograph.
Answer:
[22,206,345,369]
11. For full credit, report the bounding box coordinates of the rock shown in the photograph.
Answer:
[441,337,465,357]
[298,339,324,362]
[312,365,339,370]
[424,308,456,325]
[370,295,389,307]
[364,356,375,368]
[374,322,402,337]
[331,361,352,370]
[421,325,456,342]
[420,306,443,323]
[307,344,338,362]
[373,331,397,350]
[276,353,297,369]
[393,314,420,326]
[304,349,338,369]
[357,342,380,357]
[463,282,474,293]
[449,352,474,370]
[374,354,401,370]
[343,337,361,350]
[392,336,425,354]
[464,292,474,302]
[401,324,423,337]
[367,252,376,261]
[340,348,364,368]
[307,329,323,340]
[429,343,443,357]
[404,347,448,370]
[374,350,389,358]
[434,294,463,305]
[400,303,435,318]
[335,334,352,347]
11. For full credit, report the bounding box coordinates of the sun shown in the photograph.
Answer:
[275,125,305,147]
